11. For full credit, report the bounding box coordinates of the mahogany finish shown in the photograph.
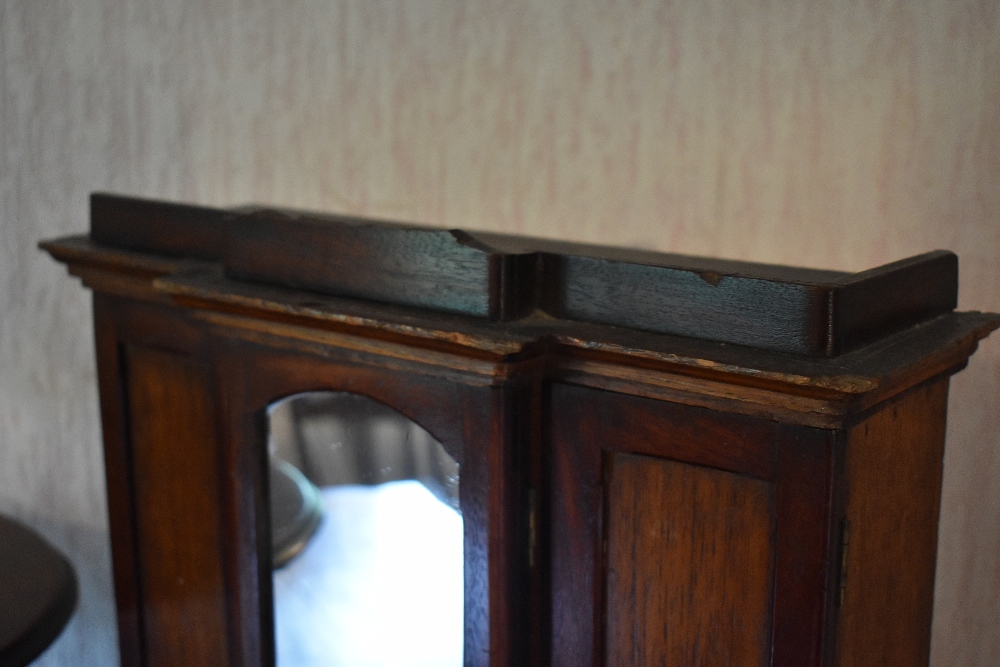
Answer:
[548,384,839,667]
[41,194,1000,667]
[125,345,229,667]
[834,381,950,666]
[604,454,774,666]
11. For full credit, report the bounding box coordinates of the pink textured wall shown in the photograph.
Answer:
[2,2,998,664]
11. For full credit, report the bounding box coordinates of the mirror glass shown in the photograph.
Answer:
[267,392,463,666]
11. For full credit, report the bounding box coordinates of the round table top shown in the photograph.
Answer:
[0,516,77,667]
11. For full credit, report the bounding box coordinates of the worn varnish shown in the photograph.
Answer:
[40,193,1000,667]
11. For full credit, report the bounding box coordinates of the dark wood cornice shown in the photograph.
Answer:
[40,227,999,429]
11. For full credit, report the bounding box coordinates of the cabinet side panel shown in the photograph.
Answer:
[125,345,230,667]
[835,379,949,666]
[92,296,144,667]
[605,453,774,667]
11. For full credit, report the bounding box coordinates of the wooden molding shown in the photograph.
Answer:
[83,193,961,357]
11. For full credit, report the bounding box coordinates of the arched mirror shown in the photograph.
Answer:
[265,392,463,666]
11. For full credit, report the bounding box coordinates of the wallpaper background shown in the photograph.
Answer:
[2,1,998,664]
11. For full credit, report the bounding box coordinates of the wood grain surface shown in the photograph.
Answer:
[604,453,774,667]
[124,345,229,666]
[549,382,841,666]
[4,2,999,665]
[835,380,950,666]
[90,193,962,357]
[225,208,538,321]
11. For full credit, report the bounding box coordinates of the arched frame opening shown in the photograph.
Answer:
[211,334,533,667]
[265,390,463,665]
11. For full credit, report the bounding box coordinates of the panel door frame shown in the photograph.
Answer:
[548,382,840,667]
[95,294,533,667]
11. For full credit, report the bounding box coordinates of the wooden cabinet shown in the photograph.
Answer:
[42,194,999,667]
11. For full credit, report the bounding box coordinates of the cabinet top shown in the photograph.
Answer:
[40,193,1000,427]
[84,192,966,357]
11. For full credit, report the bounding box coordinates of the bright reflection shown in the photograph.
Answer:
[273,482,464,666]
[268,393,463,667]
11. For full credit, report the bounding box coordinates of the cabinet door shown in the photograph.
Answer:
[212,337,530,667]
[549,383,838,667]
[98,297,530,667]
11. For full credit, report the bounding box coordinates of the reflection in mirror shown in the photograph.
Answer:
[267,392,463,667]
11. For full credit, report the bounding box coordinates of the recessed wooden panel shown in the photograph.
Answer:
[126,345,229,667]
[604,453,775,667]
